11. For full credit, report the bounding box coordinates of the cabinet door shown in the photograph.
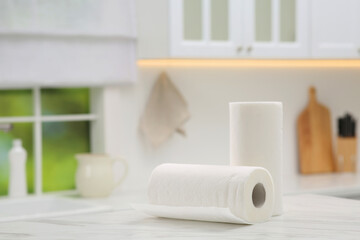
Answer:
[311,0,360,58]
[244,0,309,58]
[170,0,244,58]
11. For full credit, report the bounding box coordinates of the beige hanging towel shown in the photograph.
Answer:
[140,72,190,147]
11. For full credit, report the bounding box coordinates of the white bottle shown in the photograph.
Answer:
[9,139,27,198]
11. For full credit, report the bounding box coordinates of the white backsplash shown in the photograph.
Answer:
[103,66,360,191]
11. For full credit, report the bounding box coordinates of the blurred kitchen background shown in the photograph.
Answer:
[1,0,360,198]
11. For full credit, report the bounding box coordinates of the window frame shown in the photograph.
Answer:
[0,87,103,195]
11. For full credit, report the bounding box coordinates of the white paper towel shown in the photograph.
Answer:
[229,102,283,216]
[132,163,274,224]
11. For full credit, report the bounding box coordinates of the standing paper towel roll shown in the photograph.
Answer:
[133,163,274,224]
[229,102,283,216]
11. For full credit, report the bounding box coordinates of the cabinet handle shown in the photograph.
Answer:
[247,46,253,52]
[236,46,243,52]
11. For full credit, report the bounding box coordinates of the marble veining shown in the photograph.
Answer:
[0,194,359,239]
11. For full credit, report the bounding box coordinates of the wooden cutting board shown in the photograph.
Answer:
[297,87,335,174]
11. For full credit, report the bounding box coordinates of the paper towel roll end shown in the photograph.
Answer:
[231,167,275,224]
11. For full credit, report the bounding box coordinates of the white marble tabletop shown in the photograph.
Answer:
[0,194,359,240]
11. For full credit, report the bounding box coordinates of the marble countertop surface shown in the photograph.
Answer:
[284,172,360,197]
[0,194,359,239]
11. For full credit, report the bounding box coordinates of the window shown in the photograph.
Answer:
[0,87,97,196]
[0,0,135,196]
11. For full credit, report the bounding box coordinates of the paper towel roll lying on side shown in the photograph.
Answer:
[229,102,283,216]
[132,163,275,224]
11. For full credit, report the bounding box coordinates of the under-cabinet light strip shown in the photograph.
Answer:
[137,59,360,68]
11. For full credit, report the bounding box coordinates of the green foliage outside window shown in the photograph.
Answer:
[42,121,90,192]
[0,90,33,117]
[41,88,90,115]
[0,88,90,196]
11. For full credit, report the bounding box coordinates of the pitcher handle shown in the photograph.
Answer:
[112,157,128,188]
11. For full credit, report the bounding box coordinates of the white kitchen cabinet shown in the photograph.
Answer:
[169,0,309,58]
[311,0,360,58]
[244,0,309,58]
[170,0,243,58]
[138,0,360,59]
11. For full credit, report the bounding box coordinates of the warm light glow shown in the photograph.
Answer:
[137,59,360,68]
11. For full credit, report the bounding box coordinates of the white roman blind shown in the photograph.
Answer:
[0,0,137,87]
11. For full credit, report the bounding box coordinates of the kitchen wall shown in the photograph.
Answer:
[105,65,360,191]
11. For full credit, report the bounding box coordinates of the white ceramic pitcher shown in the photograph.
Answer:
[75,154,128,198]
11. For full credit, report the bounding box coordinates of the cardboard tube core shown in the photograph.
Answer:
[252,183,266,208]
